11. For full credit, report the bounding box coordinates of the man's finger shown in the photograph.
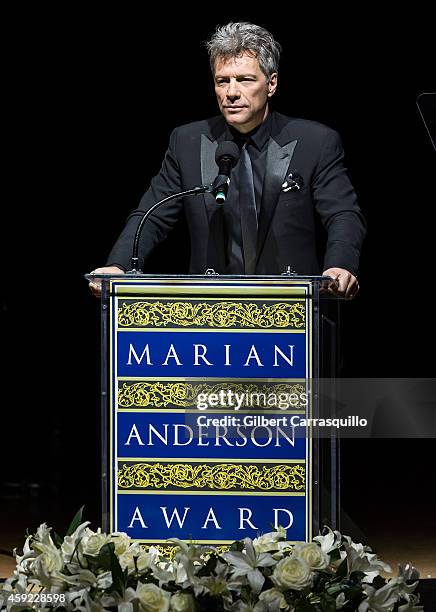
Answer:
[89,280,102,297]
[323,268,358,298]
[325,276,339,293]
[345,279,359,299]
[336,273,350,294]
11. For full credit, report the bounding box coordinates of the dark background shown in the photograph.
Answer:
[1,7,435,555]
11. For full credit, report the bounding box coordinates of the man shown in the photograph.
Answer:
[89,22,365,297]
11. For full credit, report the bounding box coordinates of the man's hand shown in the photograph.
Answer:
[322,267,359,299]
[88,266,125,297]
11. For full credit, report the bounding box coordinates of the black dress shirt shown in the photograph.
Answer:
[223,113,272,273]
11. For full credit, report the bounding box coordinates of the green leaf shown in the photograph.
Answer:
[229,540,244,552]
[333,557,348,580]
[110,545,126,596]
[319,592,336,612]
[349,570,366,584]
[313,571,329,592]
[98,542,116,571]
[65,505,85,537]
[52,531,63,548]
[372,575,386,589]
[325,583,342,596]
[342,584,366,604]
[346,585,364,597]
[198,554,217,577]
[294,599,315,611]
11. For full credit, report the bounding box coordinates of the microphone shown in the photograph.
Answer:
[128,142,240,272]
[212,141,240,204]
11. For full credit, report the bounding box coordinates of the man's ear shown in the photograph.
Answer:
[268,73,278,98]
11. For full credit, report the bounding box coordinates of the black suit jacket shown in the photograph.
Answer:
[106,111,366,275]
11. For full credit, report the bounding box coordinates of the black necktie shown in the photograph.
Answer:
[239,143,258,274]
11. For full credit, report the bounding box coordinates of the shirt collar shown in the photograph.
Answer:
[225,111,272,151]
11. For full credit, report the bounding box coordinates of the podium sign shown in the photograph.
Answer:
[104,276,319,549]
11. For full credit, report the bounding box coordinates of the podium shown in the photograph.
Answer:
[90,273,340,552]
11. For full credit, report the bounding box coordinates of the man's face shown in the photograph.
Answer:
[214,52,277,133]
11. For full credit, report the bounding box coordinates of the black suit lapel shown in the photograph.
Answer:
[200,133,218,191]
[256,127,298,265]
[200,117,229,190]
[200,121,230,270]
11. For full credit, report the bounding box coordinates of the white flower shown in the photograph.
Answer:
[94,569,113,590]
[271,542,295,562]
[253,530,286,553]
[2,520,421,612]
[358,582,400,611]
[109,531,132,555]
[258,587,289,609]
[169,539,214,565]
[119,545,157,574]
[118,550,136,574]
[61,522,91,565]
[82,530,109,557]
[224,539,275,594]
[345,543,391,581]
[14,536,37,574]
[313,527,342,554]
[336,592,347,609]
[170,592,195,612]
[61,534,80,563]
[235,602,257,612]
[135,582,171,612]
[101,586,138,611]
[201,575,230,597]
[398,594,424,611]
[348,539,372,552]
[136,546,159,572]
[293,542,330,570]
[153,559,189,588]
[59,568,112,590]
[34,523,53,544]
[272,556,312,591]
[65,586,94,611]
[384,576,420,604]
[31,541,64,575]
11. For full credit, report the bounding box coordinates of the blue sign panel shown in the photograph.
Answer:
[109,279,312,548]
[117,331,307,378]
[117,494,307,542]
[117,411,307,459]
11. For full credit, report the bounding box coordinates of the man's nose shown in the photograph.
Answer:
[226,80,240,100]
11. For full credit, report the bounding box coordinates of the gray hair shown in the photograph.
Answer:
[205,22,281,79]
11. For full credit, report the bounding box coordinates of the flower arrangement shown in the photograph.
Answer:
[0,508,423,611]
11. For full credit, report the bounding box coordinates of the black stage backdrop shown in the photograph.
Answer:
[1,7,435,550]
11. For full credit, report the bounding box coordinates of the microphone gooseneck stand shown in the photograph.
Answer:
[129,142,240,273]
[129,185,212,273]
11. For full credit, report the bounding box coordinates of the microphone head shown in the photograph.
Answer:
[215,141,240,167]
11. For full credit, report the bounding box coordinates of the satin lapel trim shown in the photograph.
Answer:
[200,133,225,268]
[201,134,218,189]
[256,137,298,260]
[200,134,220,225]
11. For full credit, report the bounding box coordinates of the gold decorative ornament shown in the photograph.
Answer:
[118,462,305,492]
[143,544,180,560]
[142,544,230,561]
[118,381,307,408]
[118,300,305,329]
